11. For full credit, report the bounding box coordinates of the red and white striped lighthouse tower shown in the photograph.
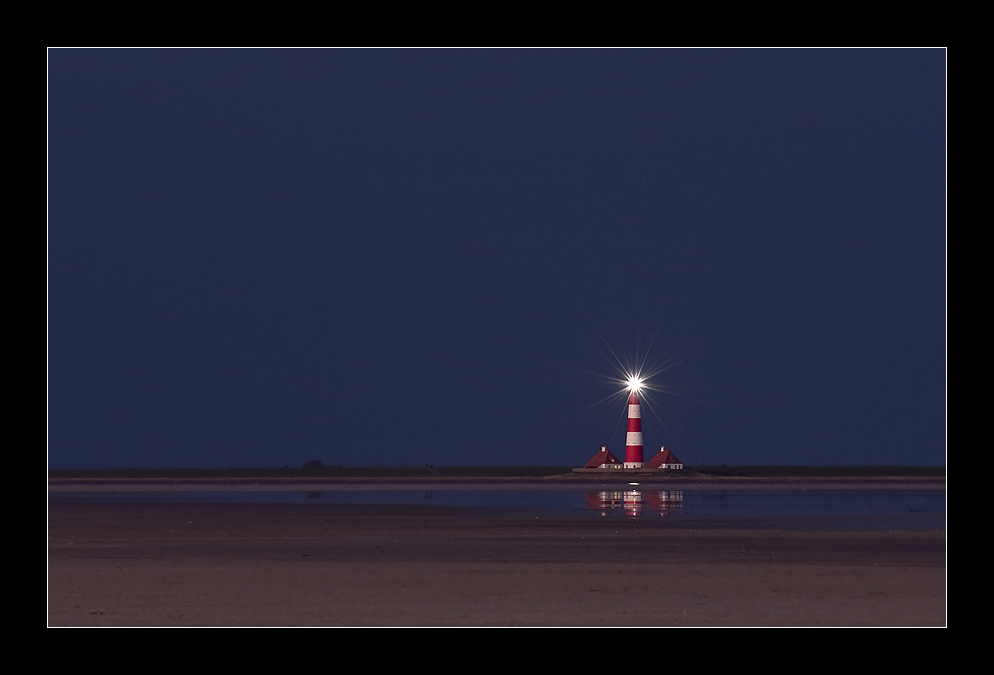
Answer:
[624,390,645,469]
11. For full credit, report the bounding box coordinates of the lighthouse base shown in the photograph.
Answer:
[624,462,644,469]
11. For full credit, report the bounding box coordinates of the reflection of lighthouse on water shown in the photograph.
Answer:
[584,490,684,517]
[624,489,644,517]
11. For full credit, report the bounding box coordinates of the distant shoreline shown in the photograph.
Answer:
[47,465,946,481]
[48,473,945,490]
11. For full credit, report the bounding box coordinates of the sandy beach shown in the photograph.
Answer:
[48,495,945,627]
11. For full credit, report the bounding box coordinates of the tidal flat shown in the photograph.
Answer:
[48,482,945,626]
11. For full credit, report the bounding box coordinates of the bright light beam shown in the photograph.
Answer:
[626,374,644,393]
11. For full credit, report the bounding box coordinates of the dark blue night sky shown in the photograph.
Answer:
[48,49,946,468]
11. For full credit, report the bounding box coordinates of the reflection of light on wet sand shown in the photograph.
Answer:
[584,490,683,517]
[624,490,643,517]
[644,490,684,517]
[584,491,623,512]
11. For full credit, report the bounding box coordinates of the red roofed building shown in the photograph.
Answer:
[645,446,684,470]
[584,446,623,469]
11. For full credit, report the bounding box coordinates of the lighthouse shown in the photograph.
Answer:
[624,390,645,469]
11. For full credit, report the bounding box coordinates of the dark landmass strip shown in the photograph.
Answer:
[48,465,946,480]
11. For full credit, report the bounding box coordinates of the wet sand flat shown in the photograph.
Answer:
[48,502,945,626]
